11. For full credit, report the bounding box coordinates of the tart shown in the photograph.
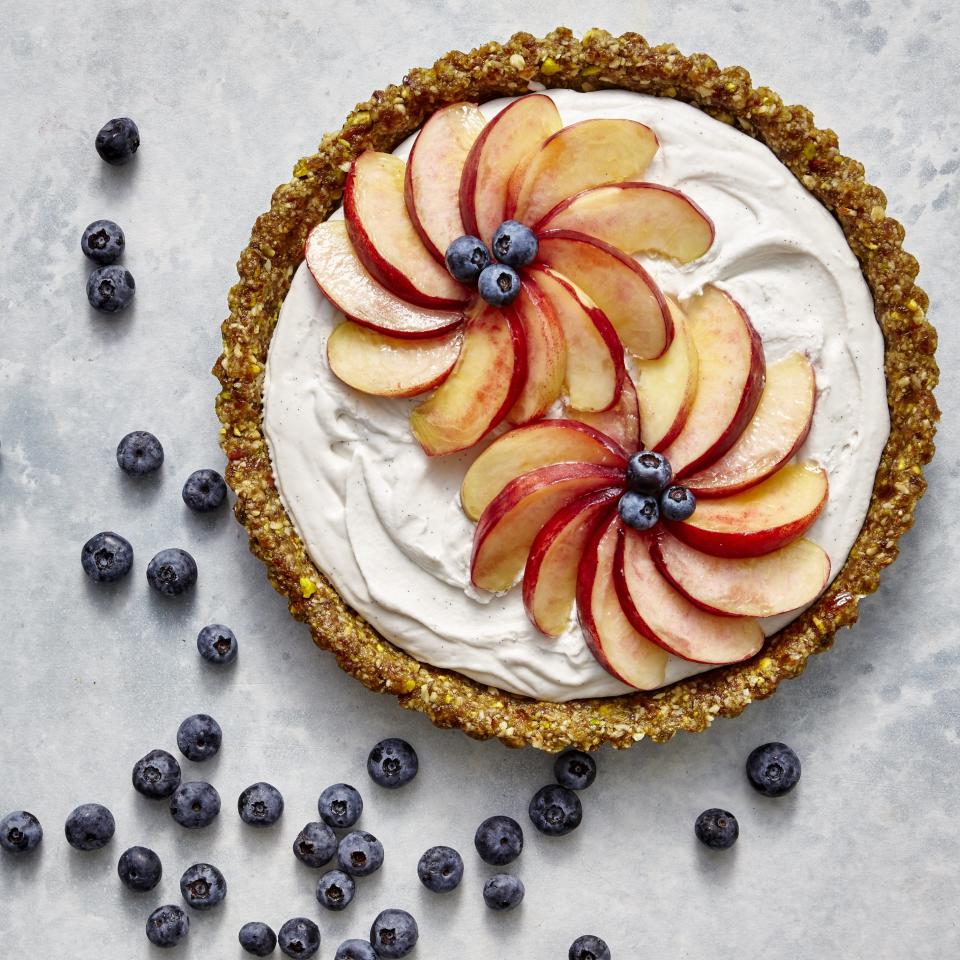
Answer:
[215,28,938,750]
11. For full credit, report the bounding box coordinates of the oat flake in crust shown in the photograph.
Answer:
[214,27,939,751]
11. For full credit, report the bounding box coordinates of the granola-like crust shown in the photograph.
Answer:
[214,28,938,750]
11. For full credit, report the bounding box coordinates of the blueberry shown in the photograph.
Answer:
[367,738,418,789]
[569,934,611,960]
[81,531,133,583]
[626,451,672,493]
[179,861,227,910]
[337,830,384,877]
[444,235,491,283]
[0,811,42,854]
[169,780,221,829]
[116,430,163,475]
[315,868,355,911]
[146,904,189,949]
[492,220,538,267]
[369,909,418,958]
[553,749,597,791]
[482,873,525,912]
[95,117,140,165]
[617,491,659,532]
[146,548,198,597]
[529,784,582,837]
[278,918,320,959]
[294,821,337,868]
[240,921,278,956]
[196,623,238,665]
[64,803,115,851]
[417,844,464,893]
[335,940,377,960]
[474,815,523,866]
[660,485,696,522]
[182,468,228,512]
[132,748,182,799]
[86,265,135,313]
[478,262,521,307]
[117,845,162,891]
[176,713,223,762]
[318,782,363,829]
[694,808,739,850]
[746,742,801,797]
[238,781,284,827]
[81,219,125,264]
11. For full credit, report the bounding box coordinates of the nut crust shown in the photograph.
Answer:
[214,28,938,751]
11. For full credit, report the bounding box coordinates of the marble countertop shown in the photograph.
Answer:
[0,2,956,958]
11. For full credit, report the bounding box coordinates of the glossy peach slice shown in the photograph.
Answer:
[566,372,641,453]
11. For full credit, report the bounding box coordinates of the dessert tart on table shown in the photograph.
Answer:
[215,28,938,750]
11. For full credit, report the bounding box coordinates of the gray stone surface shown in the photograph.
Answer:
[0,2,956,957]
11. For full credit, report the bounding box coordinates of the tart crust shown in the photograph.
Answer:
[214,28,938,750]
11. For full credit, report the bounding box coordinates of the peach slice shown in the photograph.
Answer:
[345,151,470,309]
[461,420,625,521]
[536,230,673,359]
[471,462,625,592]
[661,286,765,476]
[459,94,562,243]
[410,305,525,456]
[576,516,669,688]
[527,266,624,413]
[523,488,622,637]
[652,530,830,618]
[405,102,487,262]
[614,528,764,664]
[635,298,699,451]
[305,221,464,338]
[684,353,816,497]
[513,119,660,227]
[669,462,829,558]
[536,183,714,262]
[326,321,462,398]
[506,279,566,425]
[566,372,641,453]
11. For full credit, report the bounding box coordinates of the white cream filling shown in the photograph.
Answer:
[263,89,889,702]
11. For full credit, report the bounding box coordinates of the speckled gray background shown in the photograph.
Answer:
[0,2,956,958]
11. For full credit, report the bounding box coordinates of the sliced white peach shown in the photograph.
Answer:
[576,516,669,688]
[305,221,464,338]
[614,527,764,664]
[460,419,626,521]
[471,462,625,592]
[566,372,641,453]
[514,119,660,227]
[410,305,525,456]
[537,183,714,262]
[459,94,562,243]
[536,230,673,359]
[345,151,469,308]
[661,285,765,477]
[652,530,830,618]
[405,102,487,261]
[523,488,622,637]
[684,353,816,497]
[670,463,829,558]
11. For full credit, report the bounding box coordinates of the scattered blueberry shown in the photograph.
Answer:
[86,264,135,312]
[694,808,739,850]
[746,742,801,797]
[569,934,611,960]
[240,921,277,957]
[315,868,355,911]
[132,748,182,799]
[338,830,384,877]
[478,262,521,307]
[318,782,363,829]
[278,918,320,959]
[196,623,238,665]
[474,815,523,866]
[417,845,464,893]
[81,219,125,264]
[367,738,418,789]
[238,781,284,827]
[369,909,418,958]
[529,784,582,837]
[117,845,162,891]
[444,235,491,283]
[81,531,133,583]
[554,749,597,791]
[492,220,539,267]
[617,491,659,532]
[626,451,673,493]
[0,811,42,854]
[146,547,198,597]
[293,821,337,868]
[483,873,525,912]
[182,468,228,512]
[335,940,377,960]
[169,781,221,829]
[180,861,227,910]
[660,485,696,522]
[116,430,163,475]
[176,713,223,763]
[145,904,189,949]
[64,803,115,851]
[95,117,140,165]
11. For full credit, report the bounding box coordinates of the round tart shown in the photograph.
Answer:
[215,28,938,750]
